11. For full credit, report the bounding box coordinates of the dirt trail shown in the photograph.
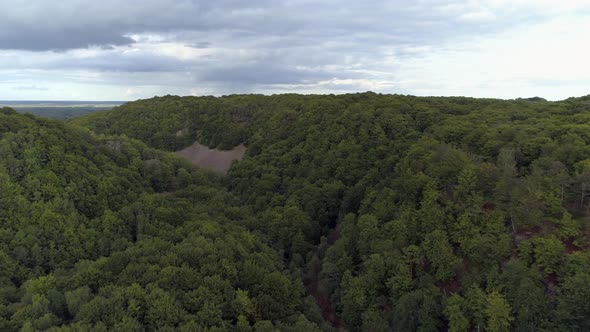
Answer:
[176,142,246,174]
[305,225,342,329]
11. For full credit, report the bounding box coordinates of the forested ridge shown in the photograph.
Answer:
[2,92,590,331]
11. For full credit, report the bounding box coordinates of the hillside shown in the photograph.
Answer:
[0,107,317,331]
[2,92,590,331]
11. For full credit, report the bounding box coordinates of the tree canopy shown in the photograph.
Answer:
[1,92,590,331]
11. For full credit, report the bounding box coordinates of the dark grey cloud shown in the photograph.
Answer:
[0,27,133,51]
[0,0,279,51]
[0,47,193,73]
[0,0,521,51]
[49,52,190,73]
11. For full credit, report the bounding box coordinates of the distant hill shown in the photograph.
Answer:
[0,101,126,119]
[518,96,548,102]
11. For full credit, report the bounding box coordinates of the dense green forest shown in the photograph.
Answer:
[2,92,590,331]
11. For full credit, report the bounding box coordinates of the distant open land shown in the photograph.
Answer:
[0,100,126,119]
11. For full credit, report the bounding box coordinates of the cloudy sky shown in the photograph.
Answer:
[0,0,589,101]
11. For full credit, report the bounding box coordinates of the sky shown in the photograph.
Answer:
[0,0,589,101]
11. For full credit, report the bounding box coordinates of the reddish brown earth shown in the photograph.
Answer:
[563,238,581,254]
[439,276,463,296]
[482,202,496,212]
[305,226,342,329]
[512,221,557,244]
[175,142,247,174]
[306,259,341,329]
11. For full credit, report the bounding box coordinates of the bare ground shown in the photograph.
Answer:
[305,225,342,329]
[176,142,247,174]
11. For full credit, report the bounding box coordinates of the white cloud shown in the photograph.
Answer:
[459,10,496,22]
[390,14,590,100]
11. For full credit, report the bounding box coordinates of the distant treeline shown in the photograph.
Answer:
[14,107,113,120]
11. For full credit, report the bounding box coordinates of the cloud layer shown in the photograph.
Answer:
[0,0,589,100]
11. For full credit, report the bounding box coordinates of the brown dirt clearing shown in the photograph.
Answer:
[176,142,246,174]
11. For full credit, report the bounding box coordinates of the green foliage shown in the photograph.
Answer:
[520,236,565,274]
[464,285,487,331]
[0,109,301,331]
[557,211,582,241]
[485,291,514,332]
[1,92,589,331]
[423,230,460,281]
[444,294,469,332]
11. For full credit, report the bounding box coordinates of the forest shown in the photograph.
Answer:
[1,92,590,331]
[10,107,110,120]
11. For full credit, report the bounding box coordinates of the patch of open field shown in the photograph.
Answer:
[176,142,246,174]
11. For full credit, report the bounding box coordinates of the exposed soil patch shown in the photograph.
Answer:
[512,221,557,244]
[176,142,247,174]
[306,260,341,329]
[482,202,496,212]
[563,238,581,254]
[565,201,590,219]
[513,225,542,243]
[327,223,341,245]
[305,226,342,329]
[439,276,463,296]
[545,272,559,296]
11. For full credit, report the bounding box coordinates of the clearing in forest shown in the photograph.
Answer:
[176,142,246,174]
